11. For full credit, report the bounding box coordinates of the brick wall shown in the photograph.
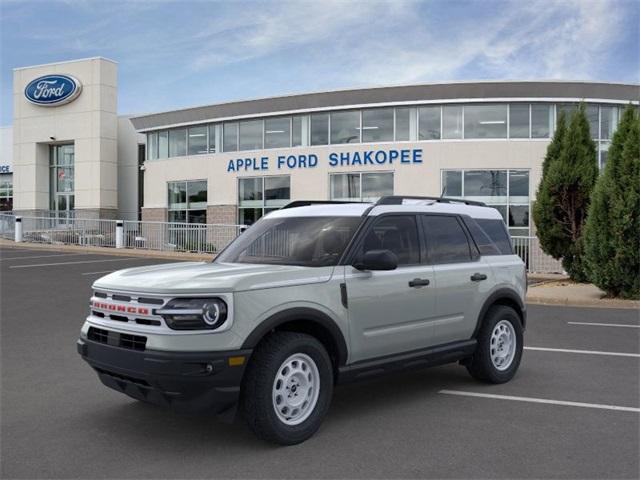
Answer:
[207,205,237,224]
[141,208,167,223]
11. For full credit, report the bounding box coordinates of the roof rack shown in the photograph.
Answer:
[281,200,366,210]
[375,195,486,207]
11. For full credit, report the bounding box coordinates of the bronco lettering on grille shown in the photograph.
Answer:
[90,300,150,316]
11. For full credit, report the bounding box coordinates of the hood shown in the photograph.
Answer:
[92,261,335,294]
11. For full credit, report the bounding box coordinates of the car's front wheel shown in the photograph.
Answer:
[466,305,523,383]
[241,331,333,445]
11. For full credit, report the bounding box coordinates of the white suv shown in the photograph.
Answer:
[78,196,526,444]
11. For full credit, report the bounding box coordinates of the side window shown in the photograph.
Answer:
[476,219,513,254]
[360,215,420,266]
[422,215,472,264]
[462,217,501,256]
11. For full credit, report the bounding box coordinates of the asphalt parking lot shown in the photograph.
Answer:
[1,245,638,479]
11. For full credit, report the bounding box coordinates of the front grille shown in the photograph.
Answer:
[94,367,150,386]
[87,327,147,351]
[120,333,146,351]
[88,326,109,344]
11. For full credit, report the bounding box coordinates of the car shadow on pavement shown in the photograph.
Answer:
[79,363,479,449]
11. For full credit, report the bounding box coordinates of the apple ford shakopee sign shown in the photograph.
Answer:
[24,74,82,106]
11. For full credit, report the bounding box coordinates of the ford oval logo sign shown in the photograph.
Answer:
[24,74,82,106]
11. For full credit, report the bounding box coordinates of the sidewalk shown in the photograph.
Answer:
[0,238,213,261]
[527,280,640,310]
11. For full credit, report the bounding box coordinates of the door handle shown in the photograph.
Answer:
[409,278,430,287]
[470,273,488,282]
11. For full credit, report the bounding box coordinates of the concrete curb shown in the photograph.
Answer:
[526,296,640,310]
[0,238,213,261]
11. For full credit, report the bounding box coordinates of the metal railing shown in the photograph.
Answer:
[0,213,15,240]
[122,220,245,254]
[20,216,118,247]
[511,236,564,274]
[1,213,564,272]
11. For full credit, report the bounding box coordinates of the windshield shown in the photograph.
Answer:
[216,216,362,267]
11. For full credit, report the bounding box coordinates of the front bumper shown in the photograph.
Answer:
[77,338,252,413]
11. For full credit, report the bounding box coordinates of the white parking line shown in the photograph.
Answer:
[439,390,640,413]
[10,258,136,269]
[0,253,87,261]
[568,321,640,329]
[81,270,116,275]
[524,346,640,358]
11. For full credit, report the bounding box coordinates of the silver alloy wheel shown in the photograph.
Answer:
[490,320,517,371]
[272,353,320,426]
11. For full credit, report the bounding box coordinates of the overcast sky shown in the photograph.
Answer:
[1,0,638,126]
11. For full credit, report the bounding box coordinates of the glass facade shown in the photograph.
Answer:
[442,169,530,236]
[330,172,393,202]
[362,108,394,143]
[49,144,75,218]
[330,110,360,144]
[144,102,624,161]
[168,180,207,223]
[0,173,12,211]
[238,176,290,225]
[464,104,507,139]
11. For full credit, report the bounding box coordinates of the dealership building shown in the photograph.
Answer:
[5,57,638,236]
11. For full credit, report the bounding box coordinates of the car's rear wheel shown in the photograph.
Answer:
[241,331,333,445]
[466,305,523,383]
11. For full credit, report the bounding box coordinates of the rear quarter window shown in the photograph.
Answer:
[474,218,513,255]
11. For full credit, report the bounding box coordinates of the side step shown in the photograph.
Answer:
[337,339,477,384]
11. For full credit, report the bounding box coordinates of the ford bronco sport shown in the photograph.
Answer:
[78,196,526,445]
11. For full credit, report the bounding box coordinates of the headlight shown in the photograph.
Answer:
[156,298,228,330]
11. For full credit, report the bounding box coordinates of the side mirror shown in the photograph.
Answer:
[353,249,398,271]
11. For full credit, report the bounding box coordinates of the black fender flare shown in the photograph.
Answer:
[472,288,526,338]
[241,307,349,366]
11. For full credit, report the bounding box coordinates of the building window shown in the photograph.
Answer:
[208,124,217,153]
[330,172,393,202]
[442,105,463,139]
[362,108,394,143]
[464,104,507,139]
[168,128,187,157]
[223,122,239,152]
[330,110,360,144]
[509,104,530,139]
[168,180,207,223]
[147,132,158,160]
[419,106,441,140]
[49,144,75,217]
[292,116,303,147]
[600,106,619,140]
[239,120,263,151]
[310,113,329,146]
[238,176,290,225]
[395,107,411,141]
[442,169,530,236]
[531,104,552,138]
[187,126,208,156]
[0,173,12,211]
[265,117,291,149]
[158,131,169,159]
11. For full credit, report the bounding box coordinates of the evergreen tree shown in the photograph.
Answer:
[584,106,640,298]
[533,104,598,281]
[533,112,567,261]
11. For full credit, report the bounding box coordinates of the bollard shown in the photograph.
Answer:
[14,216,23,243]
[116,220,124,248]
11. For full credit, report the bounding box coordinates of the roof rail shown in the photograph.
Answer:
[375,195,486,207]
[281,200,366,210]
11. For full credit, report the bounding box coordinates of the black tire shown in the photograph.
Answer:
[240,331,334,445]
[466,305,523,383]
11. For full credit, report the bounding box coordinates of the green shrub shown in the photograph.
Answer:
[533,105,598,281]
[584,106,640,299]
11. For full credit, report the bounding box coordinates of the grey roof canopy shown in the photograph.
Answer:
[130,81,640,131]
